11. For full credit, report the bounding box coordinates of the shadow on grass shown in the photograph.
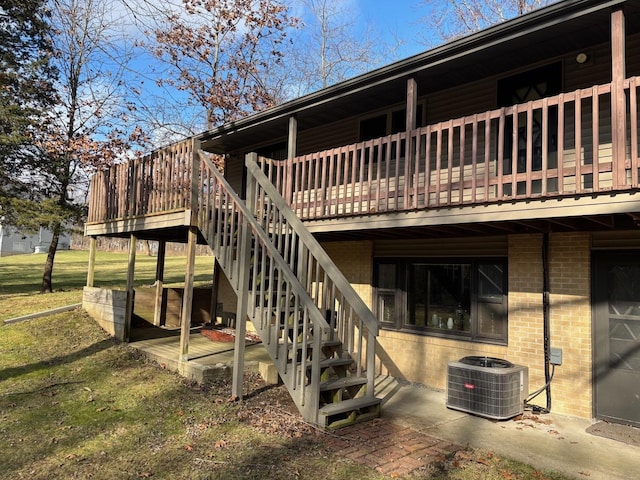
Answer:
[0,337,116,382]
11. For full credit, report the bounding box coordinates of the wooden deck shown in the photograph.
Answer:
[86,77,640,235]
[129,325,272,385]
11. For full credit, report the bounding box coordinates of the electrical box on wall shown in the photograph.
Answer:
[550,348,563,365]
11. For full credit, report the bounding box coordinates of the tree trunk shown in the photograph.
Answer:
[41,223,60,293]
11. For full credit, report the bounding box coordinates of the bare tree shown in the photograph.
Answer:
[282,0,402,97]
[149,0,297,129]
[25,0,147,292]
[419,0,557,44]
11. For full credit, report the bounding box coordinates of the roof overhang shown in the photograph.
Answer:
[198,0,639,154]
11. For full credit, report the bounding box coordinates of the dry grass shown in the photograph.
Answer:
[0,252,572,479]
[0,250,213,321]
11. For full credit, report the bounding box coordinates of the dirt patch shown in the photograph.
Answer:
[586,421,640,446]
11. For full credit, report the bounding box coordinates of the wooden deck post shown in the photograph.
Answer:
[288,115,298,159]
[611,6,627,188]
[406,77,418,131]
[209,260,220,324]
[124,234,137,342]
[285,115,298,203]
[231,155,258,400]
[86,236,96,287]
[180,227,198,361]
[153,240,166,327]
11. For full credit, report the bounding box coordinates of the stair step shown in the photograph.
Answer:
[319,357,353,369]
[283,339,342,350]
[320,376,367,392]
[318,396,381,429]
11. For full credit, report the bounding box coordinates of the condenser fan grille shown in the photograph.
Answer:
[446,357,528,420]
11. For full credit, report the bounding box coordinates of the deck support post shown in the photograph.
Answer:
[180,227,198,361]
[611,6,626,188]
[209,259,220,324]
[284,115,297,203]
[86,236,96,287]
[153,240,166,327]
[124,233,137,343]
[406,77,418,131]
[232,155,258,400]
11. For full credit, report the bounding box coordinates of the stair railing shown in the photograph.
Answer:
[247,152,379,398]
[195,150,332,422]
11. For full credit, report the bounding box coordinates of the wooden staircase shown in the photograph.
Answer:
[194,151,380,428]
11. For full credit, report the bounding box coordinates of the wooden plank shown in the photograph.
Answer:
[124,234,137,343]
[180,226,198,361]
[593,86,600,191]
[154,240,166,327]
[86,236,96,288]
[630,77,639,187]
[611,7,627,188]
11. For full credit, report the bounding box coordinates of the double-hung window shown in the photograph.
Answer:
[374,258,508,344]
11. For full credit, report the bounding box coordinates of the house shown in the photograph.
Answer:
[0,224,70,256]
[83,0,640,429]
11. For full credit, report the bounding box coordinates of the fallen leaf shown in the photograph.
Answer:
[184,444,193,451]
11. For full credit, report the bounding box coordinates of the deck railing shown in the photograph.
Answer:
[87,140,194,223]
[88,77,640,226]
[260,77,640,220]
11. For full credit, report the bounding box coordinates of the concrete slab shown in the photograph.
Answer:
[378,378,640,480]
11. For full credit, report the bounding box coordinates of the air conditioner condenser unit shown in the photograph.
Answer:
[446,356,528,420]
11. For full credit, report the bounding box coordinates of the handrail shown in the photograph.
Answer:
[246,152,378,395]
[196,150,336,420]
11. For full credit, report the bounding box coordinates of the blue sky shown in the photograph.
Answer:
[357,0,432,58]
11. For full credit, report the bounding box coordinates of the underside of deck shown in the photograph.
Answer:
[84,190,640,244]
[84,209,208,243]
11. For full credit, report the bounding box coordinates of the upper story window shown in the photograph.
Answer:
[374,258,508,344]
[359,105,424,142]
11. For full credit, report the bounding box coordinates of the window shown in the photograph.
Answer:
[359,105,424,142]
[374,258,507,344]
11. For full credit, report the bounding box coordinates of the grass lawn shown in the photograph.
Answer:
[0,251,573,479]
[0,250,214,321]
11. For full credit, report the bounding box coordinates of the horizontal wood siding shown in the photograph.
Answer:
[426,78,495,125]
[297,116,359,156]
[564,42,611,91]
[224,153,245,197]
[627,32,640,77]
[374,236,508,258]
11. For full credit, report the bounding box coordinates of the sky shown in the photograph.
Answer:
[357,0,429,58]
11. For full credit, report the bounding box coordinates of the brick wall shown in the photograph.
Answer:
[325,234,593,419]
[506,233,591,417]
[321,240,374,304]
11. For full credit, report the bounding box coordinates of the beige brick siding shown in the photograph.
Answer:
[323,233,593,420]
[321,240,374,306]
[508,233,591,417]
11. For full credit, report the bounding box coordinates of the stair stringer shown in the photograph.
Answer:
[194,151,380,428]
